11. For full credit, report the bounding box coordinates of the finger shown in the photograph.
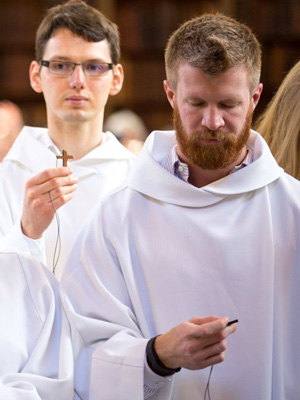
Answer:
[186,340,227,370]
[192,317,229,337]
[47,192,75,211]
[200,319,238,350]
[26,167,73,187]
[48,183,78,203]
[199,351,226,369]
[202,336,227,354]
[28,174,78,199]
[190,338,228,366]
[45,175,78,195]
[225,320,238,334]
[189,316,220,326]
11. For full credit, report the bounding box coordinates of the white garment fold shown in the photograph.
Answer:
[61,130,300,399]
[0,242,73,399]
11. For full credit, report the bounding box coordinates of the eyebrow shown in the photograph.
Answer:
[47,56,112,63]
[187,96,242,104]
[219,97,242,103]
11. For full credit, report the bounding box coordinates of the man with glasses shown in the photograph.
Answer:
[0,0,135,279]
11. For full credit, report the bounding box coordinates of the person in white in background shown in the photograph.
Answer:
[0,100,24,162]
[0,0,135,280]
[104,109,148,154]
[0,239,73,399]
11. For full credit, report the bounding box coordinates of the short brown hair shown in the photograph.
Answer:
[165,13,261,92]
[35,0,120,64]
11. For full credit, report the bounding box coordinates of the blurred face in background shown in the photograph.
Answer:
[0,101,24,161]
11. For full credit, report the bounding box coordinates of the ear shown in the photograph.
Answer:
[29,61,43,93]
[163,80,175,109]
[251,83,263,111]
[109,64,124,96]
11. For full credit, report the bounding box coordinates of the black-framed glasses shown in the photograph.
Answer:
[40,60,114,77]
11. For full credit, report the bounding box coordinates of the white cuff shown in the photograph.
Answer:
[4,221,46,264]
[144,354,173,398]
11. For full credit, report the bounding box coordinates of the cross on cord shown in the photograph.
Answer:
[57,150,73,166]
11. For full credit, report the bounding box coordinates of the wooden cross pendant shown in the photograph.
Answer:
[57,149,73,167]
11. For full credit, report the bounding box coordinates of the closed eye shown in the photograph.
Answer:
[220,104,236,109]
[188,101,206,107]
[219,101,241,109]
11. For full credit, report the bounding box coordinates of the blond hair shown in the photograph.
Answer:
[165,13,261,92]
[255,60,300,180]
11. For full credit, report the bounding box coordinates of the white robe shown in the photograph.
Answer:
[0,241,73,400]
[0,126,135,279]
[61,130,300,400]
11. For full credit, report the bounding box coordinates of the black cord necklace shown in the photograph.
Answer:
[203,366,214,400]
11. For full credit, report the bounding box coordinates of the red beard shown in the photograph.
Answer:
[174,106,253,170]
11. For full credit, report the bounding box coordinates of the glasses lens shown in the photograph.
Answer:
[49,61,74,76]
[83,62,110,76]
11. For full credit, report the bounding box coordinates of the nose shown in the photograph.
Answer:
[69,65,86,89]
[201,106,224,131]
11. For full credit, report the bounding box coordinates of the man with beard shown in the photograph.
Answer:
[61,13,300,400]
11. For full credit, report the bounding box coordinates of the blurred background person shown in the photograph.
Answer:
[0,100,24,162]
[104,108,148,154]
[0,239,73,399]
[255,60,300,180]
